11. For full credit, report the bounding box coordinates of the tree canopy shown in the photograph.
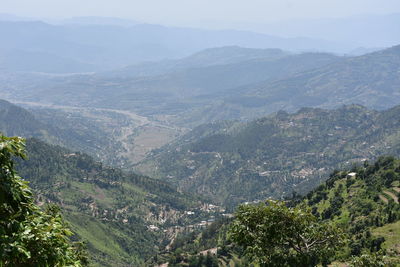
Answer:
[229,200,344,266]
[0,135,88,267]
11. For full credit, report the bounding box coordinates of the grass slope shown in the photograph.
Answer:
[14,138,211,266]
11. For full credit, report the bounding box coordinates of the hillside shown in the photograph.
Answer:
[0,100,219,265]
[103,46,290,78]
[14,138,218,266]
[190,44,400,123]
[0,99,130,166]
[0,48,96,73]
[0,135,88,266]
[0,99,47,137]
[137,105,400,208]
[156,156,400,266]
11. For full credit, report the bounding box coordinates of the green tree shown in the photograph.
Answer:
[350,252,400,267]
[229,200,343,266]
[0,135,88,267]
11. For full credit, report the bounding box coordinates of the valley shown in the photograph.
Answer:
[0,11,399,266]
[9,100,187,167]
[14,138,224,266]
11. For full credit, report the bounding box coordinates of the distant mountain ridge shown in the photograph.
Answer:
[1,45,399,132]
[177,44,400,125]
[103,46,290,78]
[0,48,342,122]
[254,13,400,48]
[0,20,353,73]
[59,16,140,27]
[231,44,400,110]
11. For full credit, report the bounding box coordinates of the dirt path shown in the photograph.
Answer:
[379,195,389,204]
[15,100,185,132]
[383,190,399,204]
[13,101,150,125]
[200,247,218,256]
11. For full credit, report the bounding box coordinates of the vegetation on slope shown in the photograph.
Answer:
[229,200,343,266]
[158,156,400,266]
[0,99,124,165]
[12,138,215,266]
[0,135,88,267]
[138,104,400,208]
[303,156,400,260]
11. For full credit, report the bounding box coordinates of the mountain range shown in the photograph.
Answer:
[176,44,400,125]
[1,12,400,267]
[1,45,399,173]
[137,104,400,208]
[2,45,398,129]
[0,20,349,73]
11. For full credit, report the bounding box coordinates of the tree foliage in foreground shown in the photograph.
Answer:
[0,135,88,267]
[229,200,344,266]
[350,251,399,267]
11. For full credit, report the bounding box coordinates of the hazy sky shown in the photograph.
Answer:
[1,0,400,25]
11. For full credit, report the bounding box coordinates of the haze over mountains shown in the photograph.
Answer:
[0,13,399,74]
[224,13,400,49]
[1,10,400,266]
[1,18,399,173]
[1,39,400,176]
[0,20,343,73]
[1,44,399,127]
[2,13,399,52]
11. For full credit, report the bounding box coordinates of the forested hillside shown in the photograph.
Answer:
[137,105,400,207]
[0,135,88,267]
[13,138,217,266]
[158,156,400,266]
[1,5,399,267]
[0,99,127,165]
[0,99,50,137]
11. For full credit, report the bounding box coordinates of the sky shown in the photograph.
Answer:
[1,0,400,26]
